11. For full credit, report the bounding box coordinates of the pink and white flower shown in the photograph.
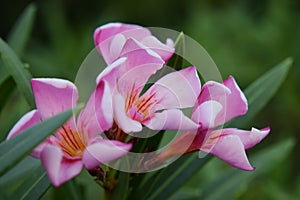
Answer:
[96,40,200,134]
[7,78,131,187]
[94,22,174,64]
[158,76,270,170]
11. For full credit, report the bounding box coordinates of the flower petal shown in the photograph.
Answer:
[94,22,173,63]
[197,81,231,104]
[116,54,164,98]
[94,23,151,48]
[31,78,78,126]
[96,57,127,87]
[141,35,175,61]
[146,66,201,111]
[202,134,254,170]
[218,127,270,150]
[7,110,41,139]
[198,76,248,126]
[143,109,199,130]
[94,23,151,64]
[108,34,127,64]
[77,80,113,138]
[6,110,47,158]
[191,100,223,129]
[82,139,132,169]
[113,93,142,133]
[40,145,83,187]
[96,40,164,92]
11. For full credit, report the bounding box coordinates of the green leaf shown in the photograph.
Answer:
[0,38,34,108]
[0,62,10,86]
[0,160,50,200]
[0,76,15,113]
[0,105,83,176]
[230,57,292,127]
[166,32,185,70]
[16,166,49,200]
[0,3,36,91]
[198,138,295,200]
[132,154,212,200]
[7,3,37,57]
[52,180,84,200]
[112,172,130,200]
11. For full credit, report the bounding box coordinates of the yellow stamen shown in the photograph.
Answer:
[57,126,87,157]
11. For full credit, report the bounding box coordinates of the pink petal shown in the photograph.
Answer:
[40,145,83,187]
[198,76,248,126]
[113,93,142,133]
[94,23,151,64]
[7,110,41,139]
[96,57,127,87]
[31,78,78,129]
[6,110,47,158]
[94,22,173,63]
[116,54,164,98]
[96,41,164,91]
[197,81,231,104]
[202,134,255,170]
[77,81,113,138]
[143,109,199,130]
[141,35,175,61]
[145,66,201,111]
[94,22,150,47]
[108,34,127,64]
[82,139,132,169]
[218,127,270,150]
[191,100,223,129]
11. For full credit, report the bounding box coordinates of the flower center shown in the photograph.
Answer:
[128,93,156,122]
[57,126,88,157]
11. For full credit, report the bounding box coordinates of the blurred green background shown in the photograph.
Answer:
[0,0,299,199]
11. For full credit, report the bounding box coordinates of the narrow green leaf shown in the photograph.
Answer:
[0,105,83,176]
[0,157,39,185]
[0,76,15,113]
[166,32,185,70]
[0,38,34,108]
[16,164,50,200]
[112,172,130,200]
[0,3,36,97]
[0,157,50,200]
[0,62,10,86]
[133,154,211,200]
[199,138,295,200]
[230,58,292,127]
[53,180,83,200]
[7,3,37,56]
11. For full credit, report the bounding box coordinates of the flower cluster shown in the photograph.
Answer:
[7,22,270,187]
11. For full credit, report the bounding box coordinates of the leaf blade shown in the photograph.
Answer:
[230,58,292,127]
[0,38,34,108]
[7,3,37,57]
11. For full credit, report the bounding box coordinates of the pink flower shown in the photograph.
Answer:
[94,22,174,64]
[158,76,270,170]
[96,40,200,133]
[7,78,131,187]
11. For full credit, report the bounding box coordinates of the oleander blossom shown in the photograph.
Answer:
[96,39,200,134]
[157,76,270,170]
[6,78,131,186]
[94,22,175,64]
